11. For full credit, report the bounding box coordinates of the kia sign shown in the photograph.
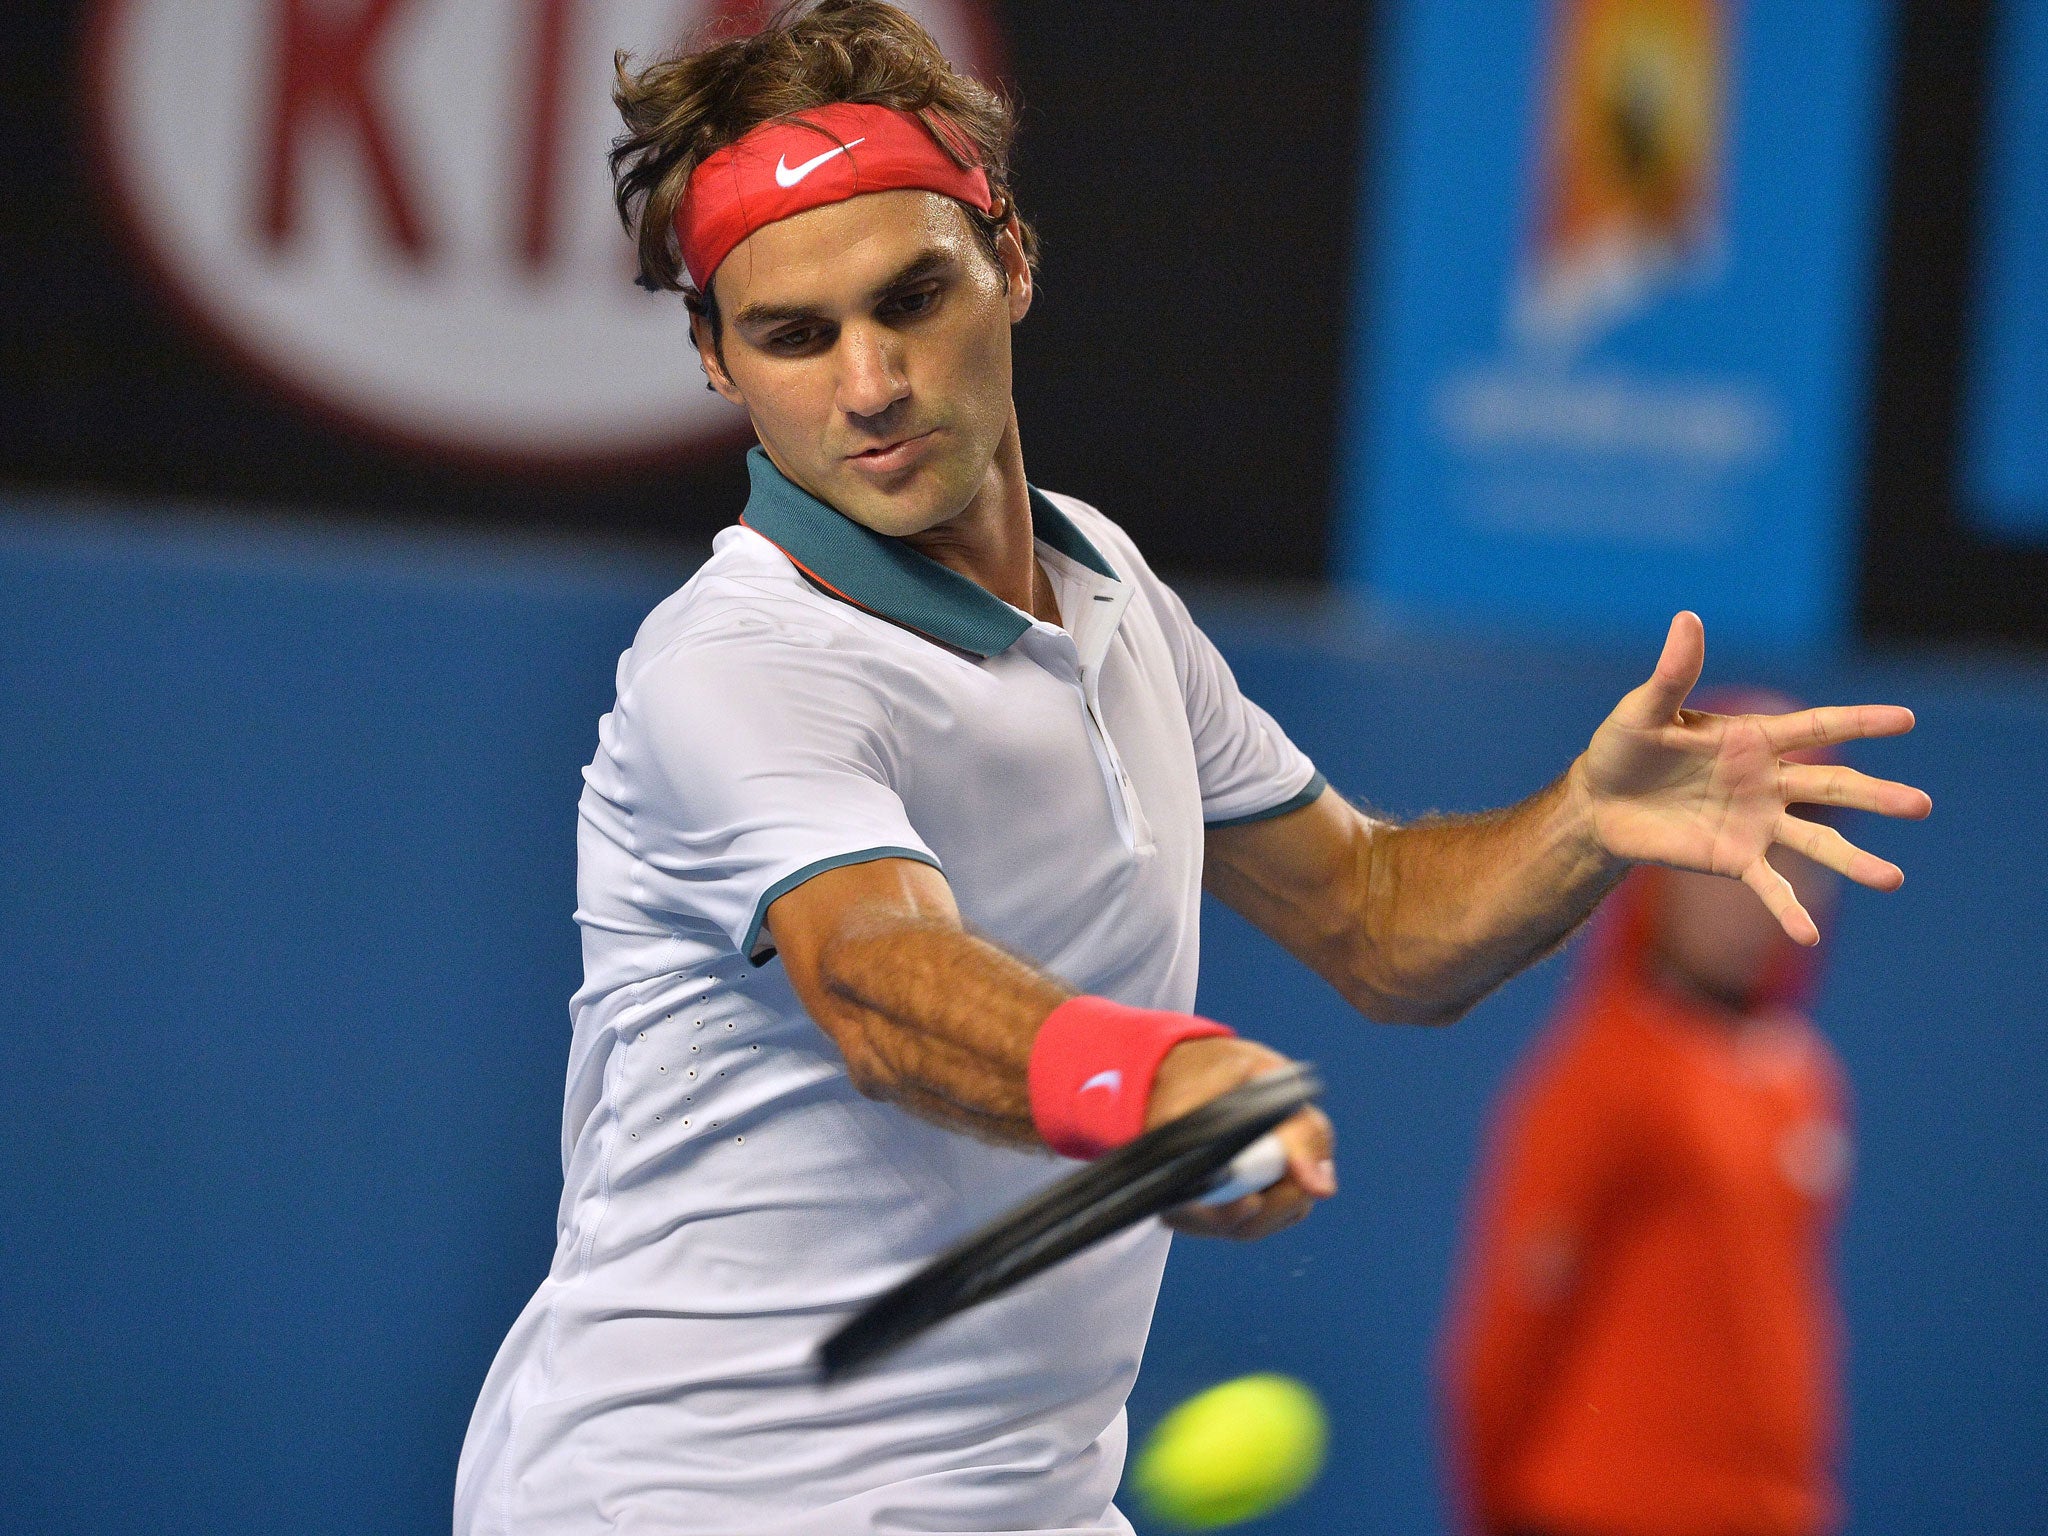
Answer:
[87,0,1001,468]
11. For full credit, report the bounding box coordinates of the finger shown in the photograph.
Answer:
[1164,1177,1279,1237]
[1781,763,1934,820]
[1164,1195,1263,1238]
[1232,1195,1314,1242]
[1760,704,1917,753]
[1742,856,1820,946]
[1239,1108,1337,1238]
[1278,1106,1337,1198]
[1230,1175,1319,1241]
[1776,813,1904,891]
[1169,1117,1332,1241]
[1170,1177,1314,1242]
[1615,611,1705,728]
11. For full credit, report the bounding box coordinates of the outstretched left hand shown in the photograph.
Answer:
[1571,612,1934,945]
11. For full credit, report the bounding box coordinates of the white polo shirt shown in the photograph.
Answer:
[456,449,1324,1536]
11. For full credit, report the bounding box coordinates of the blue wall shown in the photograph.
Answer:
[2,509,2043,1533]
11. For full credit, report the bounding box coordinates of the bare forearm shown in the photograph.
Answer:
[1359,767,1621,1023]
[815,915,1070,1144]
[772,861,1334,1233]
[1216,616,1931,1027]
[1205,774,1622,1026]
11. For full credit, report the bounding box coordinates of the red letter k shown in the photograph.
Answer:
[255,0,433,259]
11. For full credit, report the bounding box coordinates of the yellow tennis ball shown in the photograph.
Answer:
[1130,1372,1328,1529]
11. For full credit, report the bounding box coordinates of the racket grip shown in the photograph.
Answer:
[1189,1131,1289,1207]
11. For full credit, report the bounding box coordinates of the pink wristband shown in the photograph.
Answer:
[1027,996,1234,1159]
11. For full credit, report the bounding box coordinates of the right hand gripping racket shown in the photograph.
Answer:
[816,1062,1323,1383]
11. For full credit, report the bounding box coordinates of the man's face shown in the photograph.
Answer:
[697,189,1031,538]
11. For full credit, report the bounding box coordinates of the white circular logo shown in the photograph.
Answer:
[87,0,1003,468]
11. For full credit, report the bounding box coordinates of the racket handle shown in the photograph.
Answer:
[1189,1131,1289,1207]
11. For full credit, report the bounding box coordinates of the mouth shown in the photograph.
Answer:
[845,429,938,474]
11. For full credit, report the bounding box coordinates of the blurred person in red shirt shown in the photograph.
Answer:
[1442,690,1854,1536]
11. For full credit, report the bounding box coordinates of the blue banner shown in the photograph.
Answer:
[1340,0,1894,650]
[1965,0,2048,542]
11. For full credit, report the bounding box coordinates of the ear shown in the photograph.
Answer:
[690,308,745,406]
[997,210,1032,325]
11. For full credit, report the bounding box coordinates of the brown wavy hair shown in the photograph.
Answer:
[610,0,1037,325]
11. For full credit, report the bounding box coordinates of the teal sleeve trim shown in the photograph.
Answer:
[742,846,943,966]
[1203,770,1330,831]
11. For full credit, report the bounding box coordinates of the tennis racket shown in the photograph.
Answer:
[816,1062,1323,1382]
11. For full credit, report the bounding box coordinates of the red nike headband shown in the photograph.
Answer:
[675,102,996,291]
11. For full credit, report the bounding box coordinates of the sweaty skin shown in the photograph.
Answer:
[766,858,1337,1242]
[705,189,1052,616]
[703,189,1931,1244]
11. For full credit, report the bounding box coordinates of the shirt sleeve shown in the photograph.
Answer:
[1150,578,1325,827]
[614,625,939,965]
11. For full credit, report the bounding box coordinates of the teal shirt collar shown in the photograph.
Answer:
[736,446,1119,657]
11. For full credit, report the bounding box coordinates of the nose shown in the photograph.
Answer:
[835,324,910,423]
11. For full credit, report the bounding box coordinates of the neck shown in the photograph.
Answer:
[900,411,1056,623]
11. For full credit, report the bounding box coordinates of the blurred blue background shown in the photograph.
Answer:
[3,509,2041,1532]
[4,0,2047,1532]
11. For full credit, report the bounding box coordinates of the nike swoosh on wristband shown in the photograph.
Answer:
[1079,1069,1123,1096]
[775,138,866,188]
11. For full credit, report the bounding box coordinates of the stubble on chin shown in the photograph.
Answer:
[837,452,986,540]
[807,470,926,538]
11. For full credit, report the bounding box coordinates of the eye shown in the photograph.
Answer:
[882,286,940,319]
[768,326,823,353]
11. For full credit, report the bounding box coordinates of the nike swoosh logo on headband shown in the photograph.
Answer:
[1079,1069,1123,1097]
[775,137,866,188]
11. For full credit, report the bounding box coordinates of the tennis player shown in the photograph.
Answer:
[455,5,1930,1533]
